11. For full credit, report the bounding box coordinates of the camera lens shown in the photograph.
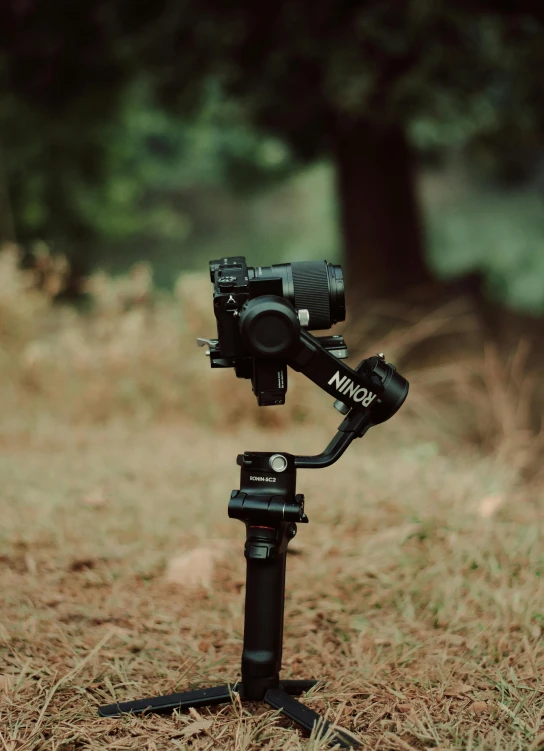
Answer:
[249,261,345,330]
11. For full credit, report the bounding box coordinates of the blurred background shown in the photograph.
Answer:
[0,1,543,441]
[1,3,543,304]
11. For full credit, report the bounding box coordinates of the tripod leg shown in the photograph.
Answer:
[280,679,319,695]
[98,683,238,717]
[264,688,361,749]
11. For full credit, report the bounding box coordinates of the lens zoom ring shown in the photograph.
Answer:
[291,262,331,329]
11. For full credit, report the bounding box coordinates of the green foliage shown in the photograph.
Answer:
[0,67,297,268]
[1,0,543,301]
[425,183,544,313]
[129,3,543,157]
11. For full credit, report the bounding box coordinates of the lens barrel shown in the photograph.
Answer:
[249,261,345,330]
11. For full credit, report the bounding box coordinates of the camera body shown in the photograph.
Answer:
[207,256,348,406]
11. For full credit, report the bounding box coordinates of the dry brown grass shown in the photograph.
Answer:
[1,246,543,750]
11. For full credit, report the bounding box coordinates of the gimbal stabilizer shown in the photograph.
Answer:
[98,274,408,749]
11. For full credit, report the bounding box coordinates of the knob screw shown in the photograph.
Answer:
[297,309,310,327]
[269,454,288,472]
[333,400,350,415]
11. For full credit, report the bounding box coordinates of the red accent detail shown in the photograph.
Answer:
[249,526,275,530]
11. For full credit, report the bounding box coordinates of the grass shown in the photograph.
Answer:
[0,247,543,750]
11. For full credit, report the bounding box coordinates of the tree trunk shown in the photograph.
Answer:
[332,119,431,299]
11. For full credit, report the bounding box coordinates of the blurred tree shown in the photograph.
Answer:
[0,1,124,292]
[106,1,544,297]
[1,1,543,298]
[0,3,295,291]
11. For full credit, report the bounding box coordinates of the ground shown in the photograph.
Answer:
[1,413,542,750]
[1,254,543,749]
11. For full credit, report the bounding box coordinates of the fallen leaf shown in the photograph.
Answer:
[82,488,109,507]
[177,719,213,738]
[397,703,412,713]
[478,494,504,518]
[444,683,474,697]
[165,542,230,590]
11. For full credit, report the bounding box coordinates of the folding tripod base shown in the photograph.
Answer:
[98,680,361,749]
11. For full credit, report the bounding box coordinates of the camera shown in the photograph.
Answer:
[203,256,348,406]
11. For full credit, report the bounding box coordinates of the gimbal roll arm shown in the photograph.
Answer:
[294,409,372,469]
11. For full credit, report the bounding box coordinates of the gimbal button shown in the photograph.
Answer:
[247,545,270,559]
[269,454,288,472]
